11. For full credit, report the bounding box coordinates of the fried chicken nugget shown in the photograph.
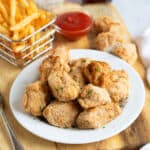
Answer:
[76,103,121,129]
[39,56,70,82]
[94,16,129,41]
[101,70,129,102]
[69,58,91,88]
[69,66,86,89]
[22,81,50,116]
[83,61,111,86]
[78,84,111,109]
[113,43,137,65]
[94,16,122,33]
[43,101,80,128]
[53,46,70,63]
[48,69,80,102]
[95,32,124,51]
[70,58,92,68]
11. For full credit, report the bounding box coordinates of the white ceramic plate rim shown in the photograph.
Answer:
[9,49,145,144]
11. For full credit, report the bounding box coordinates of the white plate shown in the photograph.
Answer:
[9,49,145,144]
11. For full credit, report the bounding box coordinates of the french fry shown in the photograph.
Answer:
[36,32,41,40]
[10,12,40,31]
[29,25,35,59]
[0,14,4,23]
[19,0,29,8]
[12,32,19,41]
[10,0,16,26]
[14,44,25,52]
[27,0,38,14]
[15,6,23,22]
[20,25,30,38]
[0,1,8,22]
[0,24,9,35]
[34,32,41,55]
[29,25,35,43]
[0,0,54,62]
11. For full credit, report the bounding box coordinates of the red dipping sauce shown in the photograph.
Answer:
[56,11,93,40]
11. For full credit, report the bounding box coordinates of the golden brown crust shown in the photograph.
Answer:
[39,56,70,82]
[95,32,124,51]
[22,81,50,116]
[83,61,111,86]
[48,69,80,102]
[76,103,121,129]
[101,70,129,102]
[113,43,137,65]
[53,46,71,63]
[43,101,80,128]
[94,16,130,51]
[69,66,86,89]
[69,58,92,89]
[94,16,121,33]
[70,58,92,68]
[78,84,111,109]
[94,16,129,40]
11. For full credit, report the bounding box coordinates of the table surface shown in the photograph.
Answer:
[0,3,150,150]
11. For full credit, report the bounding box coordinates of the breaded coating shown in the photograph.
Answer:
[78,84,111,109]
[22,81,49,116]
[48,69,80,102]
[39,56,70,82]
[83,61,111,86]
[53,46,70,63]
[101,70,129,102]
[70,58,92,68]
[113,43,137,65]
[69,58,91,88]
[76,103,121,129]
[69,67,86,89]
[95,32,124,51]
[94,16,122,33]
[94,16,129,41]
[43,101,80,128]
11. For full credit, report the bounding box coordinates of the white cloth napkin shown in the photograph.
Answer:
[140,143,150,150]
[135,28,150,85]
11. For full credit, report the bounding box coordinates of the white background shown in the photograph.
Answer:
[113,0,150,37]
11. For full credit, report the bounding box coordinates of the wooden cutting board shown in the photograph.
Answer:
[0,3,150,150]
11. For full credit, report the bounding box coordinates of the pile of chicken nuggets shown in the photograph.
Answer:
[94,16,137,65]
[22,46,130,129]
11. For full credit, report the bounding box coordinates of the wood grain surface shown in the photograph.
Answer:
[0,3,150,150]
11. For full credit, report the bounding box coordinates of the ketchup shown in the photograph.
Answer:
[56,12,93,40]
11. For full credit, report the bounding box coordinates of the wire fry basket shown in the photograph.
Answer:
[0,17,56,67]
